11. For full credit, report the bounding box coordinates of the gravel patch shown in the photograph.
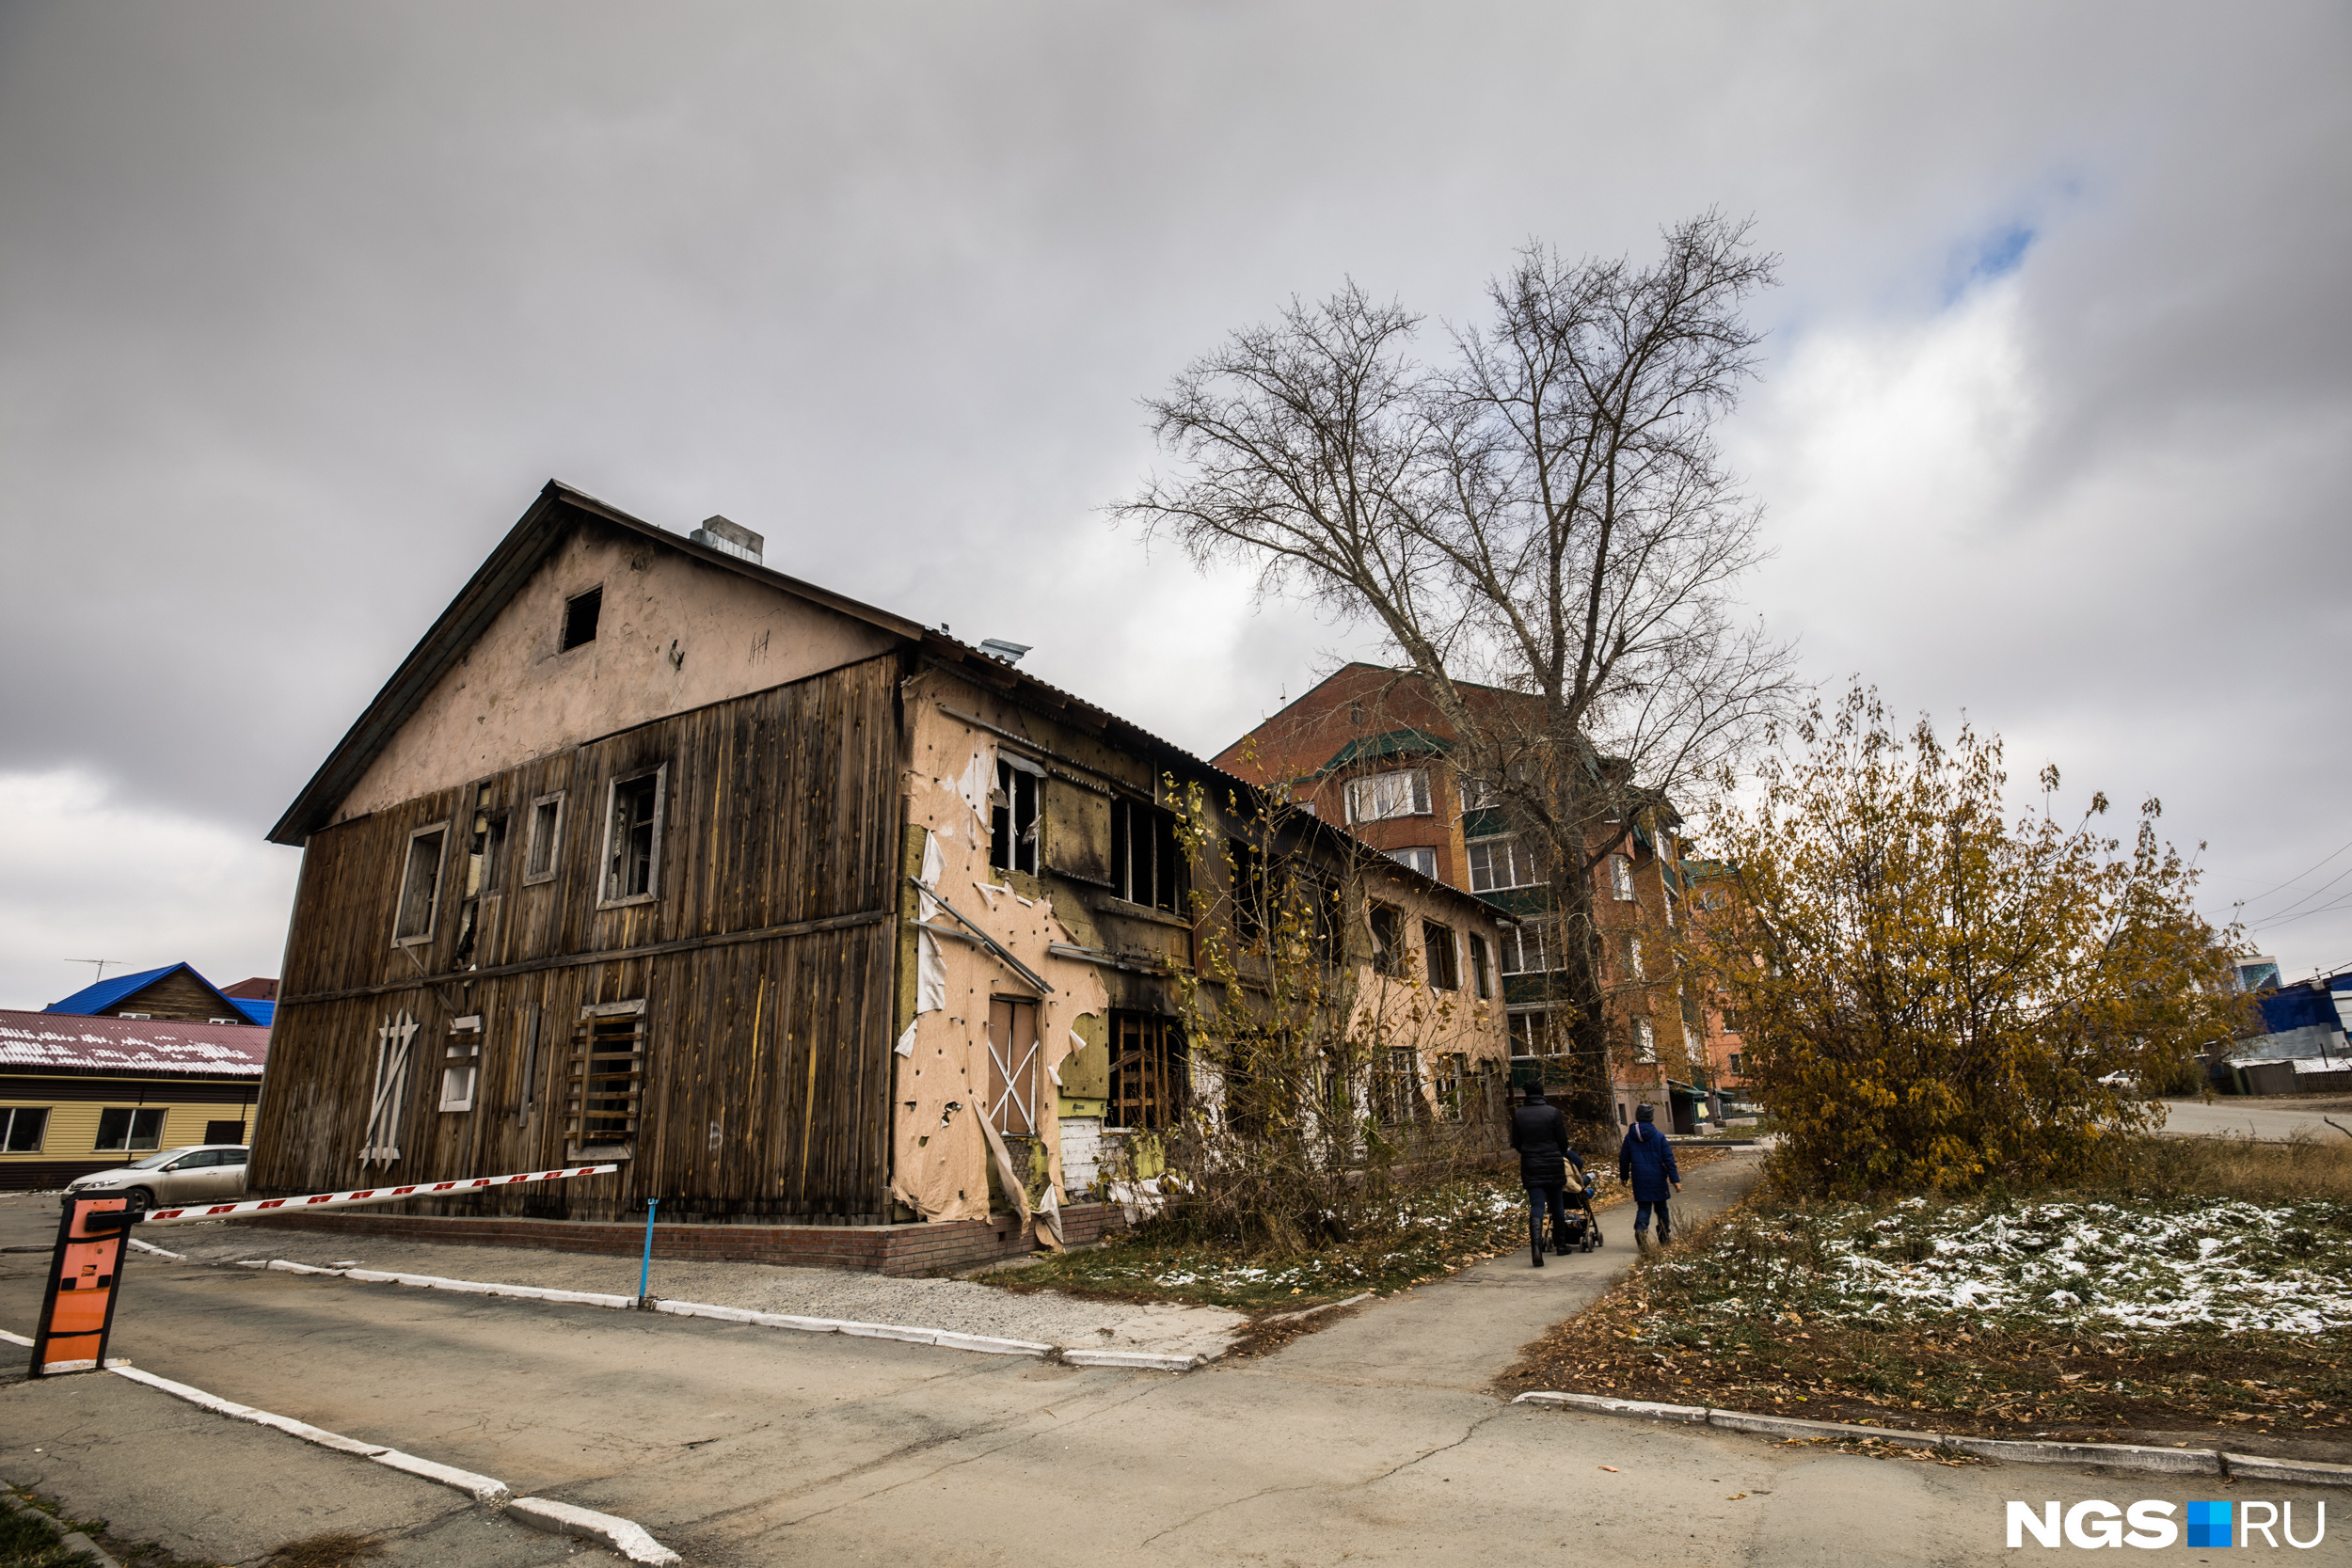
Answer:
[146,1224,1246,1360]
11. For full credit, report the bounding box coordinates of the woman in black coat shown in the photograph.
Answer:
[1509,1086,1585,1267]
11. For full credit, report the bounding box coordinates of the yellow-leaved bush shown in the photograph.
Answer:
[1680,688,2250,1196]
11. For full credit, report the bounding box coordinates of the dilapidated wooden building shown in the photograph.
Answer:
[252,483,1511,1231]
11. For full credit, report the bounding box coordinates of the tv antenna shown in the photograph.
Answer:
[64,958,128,984]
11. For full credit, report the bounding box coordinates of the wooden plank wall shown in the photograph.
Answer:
[254,653,905,1221]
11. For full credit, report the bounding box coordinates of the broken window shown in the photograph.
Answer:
[599,768,665,905]
[452,796,507,969]
[1106,1011,1185,1131]
[562,586,602,651]
[1469,933,1494,1000]
[393,823,449,945]
[991,757,1041,877]
[986,998,1041,1139]
[1729,1051,1744,1075]
[1467,836,1545,892]
[523,791,565,883]
[94,1107,166,1151]
[569,1003,646,1150]
[1422,920,1459,990]
[1435,1053,1470,1122]
[1499,920,1550,975]
[1344,768,1431,824]
[1108,797,1184,912]
[1609,852,1635,902]
[1388,846,1438,879]
[1369,903,1406,976]
[363,1011,418,1165]
[1,1106,49,1152]
[439,1015,482,1112]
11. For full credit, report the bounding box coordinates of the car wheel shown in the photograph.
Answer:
[123,1188,154,1216]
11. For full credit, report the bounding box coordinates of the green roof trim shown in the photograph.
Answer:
[1314,728,1454,778]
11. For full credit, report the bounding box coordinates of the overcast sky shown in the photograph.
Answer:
[2,2,2346,1010]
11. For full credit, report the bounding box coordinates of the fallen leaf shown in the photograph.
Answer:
[1726,1493,1748,1500]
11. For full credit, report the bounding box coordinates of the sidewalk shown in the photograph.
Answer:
[1,1364,622,1565]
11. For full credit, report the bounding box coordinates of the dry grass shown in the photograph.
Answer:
[2105,1127,2352,1205]
[259,1533,382,1568]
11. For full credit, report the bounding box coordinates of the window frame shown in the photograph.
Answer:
[392,820,452,947]
[596,766,668,909]
[1422,920,1460,990]
[1,1105,49,1153]
[523,791,566,885]
[561,585,603,652]
[439,1015,483,1113]
[1344,767,1432,825]
[1369,902,1406,977]
[990,755,1042,877]
[1498,920,1551,975]
[1635,1017,1657,1063]
[1468,932,1494,1000]
[568,999,648,1158]
[1466,835,1546,893]
[1388,846,1438,879]
[1609,852,1635,902]
[1105,1010,1186,1132]
[94,1106,167,1152]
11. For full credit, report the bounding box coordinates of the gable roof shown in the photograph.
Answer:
[0,1009,270,1078]
[46,962,264,1025]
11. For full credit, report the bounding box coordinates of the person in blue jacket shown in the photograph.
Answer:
[1617,1102,1681,1250]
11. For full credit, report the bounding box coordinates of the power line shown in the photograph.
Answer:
[2234,835,2352,909]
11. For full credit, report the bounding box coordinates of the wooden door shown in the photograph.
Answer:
[986,998,1041,1138]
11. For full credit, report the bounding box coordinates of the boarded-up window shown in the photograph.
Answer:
[986,998,1041,1138]
[393,825,449,945]
[1106,1011,1184,1131]
[569,1004,646,1148]
[362,1011,418,1165]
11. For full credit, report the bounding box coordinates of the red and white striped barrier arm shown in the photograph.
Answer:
[141,1164,620,1226]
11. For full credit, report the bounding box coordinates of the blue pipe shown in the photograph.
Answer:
[639,1196,657,1305]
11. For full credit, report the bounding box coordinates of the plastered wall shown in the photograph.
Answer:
[338,524,899,823]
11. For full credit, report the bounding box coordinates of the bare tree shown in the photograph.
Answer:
[1118,214,1799,1126]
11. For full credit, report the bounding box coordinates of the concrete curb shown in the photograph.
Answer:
[227,1253,1224,1369]
[508,1497,682,1564]
[1511,1392,2348,1483]
[0,1488,122,1567]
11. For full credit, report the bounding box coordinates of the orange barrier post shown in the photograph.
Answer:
[30,1196,135,1376]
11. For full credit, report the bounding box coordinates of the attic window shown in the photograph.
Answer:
[562,587,602,652]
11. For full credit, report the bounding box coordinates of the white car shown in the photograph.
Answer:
[64,1144,249,1215]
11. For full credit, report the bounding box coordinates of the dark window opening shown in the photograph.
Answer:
[1375,1045,1423,1125]
[524,792,564,881]
[1108,797,1184,913]
[1106,1011,1185,1131]
[1369,903,1406,977]
[1293,864,1343,968]
[394,826,448,943]
[1469,933,1494,1000]
[569,1008,645,1146]
[991,760,1040,876]
[453,799,507,969]
[562,587,602,651]
[201,1117,245,1145]
[602,770,662,902]
[1422,920,1459,990]
[95,1107,167,1151]
[1230,838,1266,944]
[1,1106,48,1152]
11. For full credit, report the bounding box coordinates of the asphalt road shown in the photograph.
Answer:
[2156,1098,2352,1142]
[0,1164,2331,1565]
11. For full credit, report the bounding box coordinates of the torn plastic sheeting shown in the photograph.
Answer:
[957,747,993,825]
[895,1022,917,1058]
[976,1100,1037,1241]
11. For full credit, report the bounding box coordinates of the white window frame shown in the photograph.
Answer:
[1629,936,1645,981]
[1345,768,1431,824]
[0,1105,49,1152]
[1388,846,1438,878]
[1466,835,1546,892]
[1609,852,1635,902]
[393,820,452,947]
[1458,774,1500,811]
[523,790,566,885]
[1499,921,1550,975]
[596,766,668,909]
[1635,1017,1657,1063]
[439,1015,483,1113]
[363,1010,419,1166]
[1421,920,1460,990]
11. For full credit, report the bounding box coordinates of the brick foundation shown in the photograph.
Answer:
[230,1201,1127,1277]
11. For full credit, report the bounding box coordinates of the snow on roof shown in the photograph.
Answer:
[0,1008,268,1078]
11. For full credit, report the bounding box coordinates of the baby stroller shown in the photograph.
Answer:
[1549,1169,1604,1254]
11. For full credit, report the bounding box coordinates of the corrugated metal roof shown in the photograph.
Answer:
[230,998,274,1027]
[0,1009,268,1077]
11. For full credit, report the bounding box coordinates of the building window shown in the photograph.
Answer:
[1459,774,1499,810]
[1635,1017,1657,1063]
[1435,1053,1470,1121]
[1468,933,1494,1000]
[364,1010,419,1165]
[1,1106,49,1152]
[1107,1011,1185,1131]
[599,768,666,905]
[1626,936,1645,981]
[1230,837,1266,943]
[453,798,508,970]
[569,1002,646,1150]
[1422,921,1459,990]
[439,1016,483,1112]
[393,822,450,945]
[1295,863,1343,967]
[1509,1013,1544,1057]
[987,998,1041,1139]
[991,757,1040,876]
[1388,846,1438,878]
[523,791,566,884]
[95,1107,167,1152]
[1369,903,1406,976]
[1498,921,1550,975]
[1109,797,1182,911]
[1728,1052,1744,1076]
[1609,853,1635,902]
[1375,1045,1422,1125]
[201,1117,245,1145]
[1345,768,1431,824]
[1467,836,1545,892]
[562,586,602,651]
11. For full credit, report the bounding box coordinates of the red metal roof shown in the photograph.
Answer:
[0,1009,268,1078]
